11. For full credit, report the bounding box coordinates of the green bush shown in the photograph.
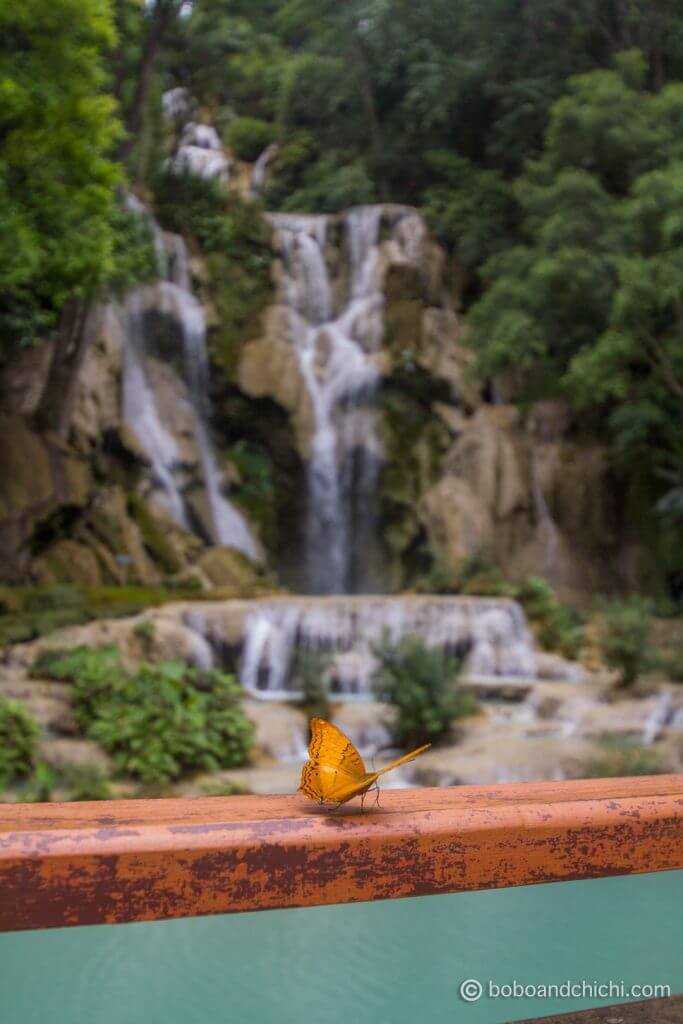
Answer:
[133,618,156,655]
[261,130,318,209]
[17,762,57,803]
[226,117,277,161]
[459,552,513,598]
[55,648,254,784]
[201,779,250,797]
[279,153,376,214]
[65,764,113,802]
[516,576,584,659]
[32,644,255,784]
[153,171,234,250]
[31,644,121,683]
[0,699,39,787]
[289,648,331,722]
[580,738,665,778]
[599,596,654,687]
[372,635,477,748]
[418,547,511,597]
[417,558,584,659]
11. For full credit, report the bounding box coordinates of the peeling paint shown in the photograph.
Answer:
[1,777,682,932]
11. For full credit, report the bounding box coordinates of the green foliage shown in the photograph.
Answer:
[226,116,277,161]
[581,737,666,778]
[0,585,218,649]
[0,0,123,353]
[599,596,655,687]
[31,644,121,683]
[64,764,112,801]
[224,440,278,543]
[418,554,583,658]
[418,547,512,598]
[273,153,376,214]
[200,779,250,797]
[422,152,518,276]
[16,762,57,803]
[133,618,156,654]
[153,171,272,369]
[0,699,39,787]
[516,577,584,659]
[35,646,255,784]
[289,649,331,722]
[372,635,477,748]
[153,172,236,250]
[260,130,318,208]
[417,550,461,596]
[468,59,683,502]
[108,207,159,296]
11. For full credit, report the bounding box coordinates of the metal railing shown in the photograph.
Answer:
[2,774,682,933]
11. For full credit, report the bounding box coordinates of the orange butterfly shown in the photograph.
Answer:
[298,718,430,806]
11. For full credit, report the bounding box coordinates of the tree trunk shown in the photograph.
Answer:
[118,0,180,163]
[34,299,99,439]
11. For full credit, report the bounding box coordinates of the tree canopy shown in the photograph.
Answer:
[0,0,122,348]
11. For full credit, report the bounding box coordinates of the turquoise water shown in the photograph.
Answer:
[1,871,681,1024]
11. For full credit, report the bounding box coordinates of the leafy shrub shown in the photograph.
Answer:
[418,556,583,659]
[58,648,254,784]
[580,738,665,778]
[289,649,331,722]
[0,700,40,787]
[422,151,518,274]
[32,644,255,784]
[17,762,57,803]
[372,635,477,748]
[65,764,112,802]
[418,547,511,597]
[261,130,319,208]
[417,550,460,595]
[599,596,654,687]
[133,618,156,654]
[226,116,277,161]
[516,576,584,659]
[224,440,278,541]
[31,644,121,683]
[459,553,513,598]
[153,171,234,250]
[279,153,376,214]
[201,779,250,797]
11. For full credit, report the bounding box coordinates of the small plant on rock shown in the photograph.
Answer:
[0,699,40,788]
[289,648,331,722]
[372,634,477,748]
[599,596,654,688]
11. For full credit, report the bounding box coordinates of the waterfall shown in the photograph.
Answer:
[268,205,425,594]
[230,595,537,698]
[121,198,258,559]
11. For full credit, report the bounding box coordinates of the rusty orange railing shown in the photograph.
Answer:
[1,774,683,933]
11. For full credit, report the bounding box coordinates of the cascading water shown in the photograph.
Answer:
[268,205,426,594]
[228,595,538,698]
[121,198,258,558]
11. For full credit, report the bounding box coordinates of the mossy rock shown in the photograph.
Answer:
[127,494,184,574]
[197,546,263,592]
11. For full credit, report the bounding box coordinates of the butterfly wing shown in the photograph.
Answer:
[298,719,374,804]
[308,718,367,776]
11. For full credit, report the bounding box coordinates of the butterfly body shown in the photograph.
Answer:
[298,718,430,806]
